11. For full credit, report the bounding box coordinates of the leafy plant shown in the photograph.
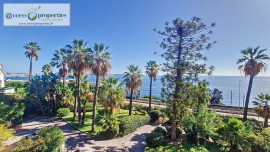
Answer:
[149,110,162,122]
[217,118,252,150]
[57,108,70,118]
[146,132,164,148]
[0,124,13,151]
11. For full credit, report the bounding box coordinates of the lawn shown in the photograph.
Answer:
[64,108,143,136]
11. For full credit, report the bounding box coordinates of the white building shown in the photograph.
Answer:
[0,64,6,88]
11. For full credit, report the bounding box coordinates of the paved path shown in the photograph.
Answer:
[6,116,158,152]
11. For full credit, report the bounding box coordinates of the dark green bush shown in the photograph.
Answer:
[102,125,119,139]
[218,114,263,132]
[119,115,150,137]
[153,127,166,136]
[57,108,70,118]
[122,103,130,110]
[0,103,25,127]
[165,126,182,138]
[146,132,164,148]
[149,110,162,122]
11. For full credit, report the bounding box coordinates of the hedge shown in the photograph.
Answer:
[149,110,162,122]
[119,115,150,137]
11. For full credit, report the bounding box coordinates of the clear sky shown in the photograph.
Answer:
[1,0,270,76]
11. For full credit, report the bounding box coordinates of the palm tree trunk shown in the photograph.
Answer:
[73,96,77,121]
[129,87,134,116]
[264,116,269,128]
[82,101,87,125]
[77,75,82,126]
[92,75,99,132]
[63,76,66,88]
[29,56,33,81]
[243,76,254,122]
[149,77,153,111]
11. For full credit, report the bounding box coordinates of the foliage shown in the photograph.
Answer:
[153,127,167,136]
[98,112,120,131]
[145,141,223,152]
[101,125,119,139]
[237,46,270,121]
[155,17,216,141]
[0,103,25,127]
[251,127,270,151]
[5,81,27,91]
[124,64,143,115]
[146,132,165,148]
[119,115,150,137]
[149,110,162,122]
[218,114,263,133]
[99,77,125,115]
[165,126,182,138]
[36,126,66,152]
[253,93,270,128]
[13,126,66,152]
[0,124,14,151]
[216,118,252,150]
[182,105,220,144]
[210,88,223,105]
[57,108,70,118]
[66,38,92,126]
[133,103,148,112]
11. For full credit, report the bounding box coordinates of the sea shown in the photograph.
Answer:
[6,75,270,107]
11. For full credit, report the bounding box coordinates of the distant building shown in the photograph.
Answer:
[0,64,6,88]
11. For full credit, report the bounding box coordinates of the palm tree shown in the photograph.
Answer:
[237,46,270,121]
[24,42,41,81]
[99,77,126,116]
[90,43,112,132]
[66,38,92,126]
[50,48,70,88]
[253,93,270,128]
[42,64,53,74]
[145,61,158,111]
[124,65,143,115]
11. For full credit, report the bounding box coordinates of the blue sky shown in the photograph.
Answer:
[1,0,270,76]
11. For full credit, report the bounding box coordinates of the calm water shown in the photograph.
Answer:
[6,75,270,107]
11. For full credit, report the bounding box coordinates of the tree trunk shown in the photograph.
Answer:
[171,103,177,141]
[149,77,153,111]
[82,101,87,125]
[264,116,269,128]
[29,56,33,81]
[92,75,99,132]
[129,87,134,116]
[77,75,82,126]
[243,76,254,122]
[63,76,66,88]
[73,96,77,121]
[171,25,183,142]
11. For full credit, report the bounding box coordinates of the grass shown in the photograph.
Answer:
[64,108,143,136]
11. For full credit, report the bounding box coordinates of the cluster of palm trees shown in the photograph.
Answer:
[23,39,160,132]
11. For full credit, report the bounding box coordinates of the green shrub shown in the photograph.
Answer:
[14,126,66,152]
[146,132,164,148]
[149,110,162,122]
[102,125,119,139]
[122,103,130,110]
[252,127,270,151]
[36,126,66,152]
[218,114,263,133]
[0,103,25,127]
[165,126,182,138]
[153,127,166,136]
[217,118,252,150]
[119,115,150,137]
[183,106,220,145]
[57,108,70,118]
